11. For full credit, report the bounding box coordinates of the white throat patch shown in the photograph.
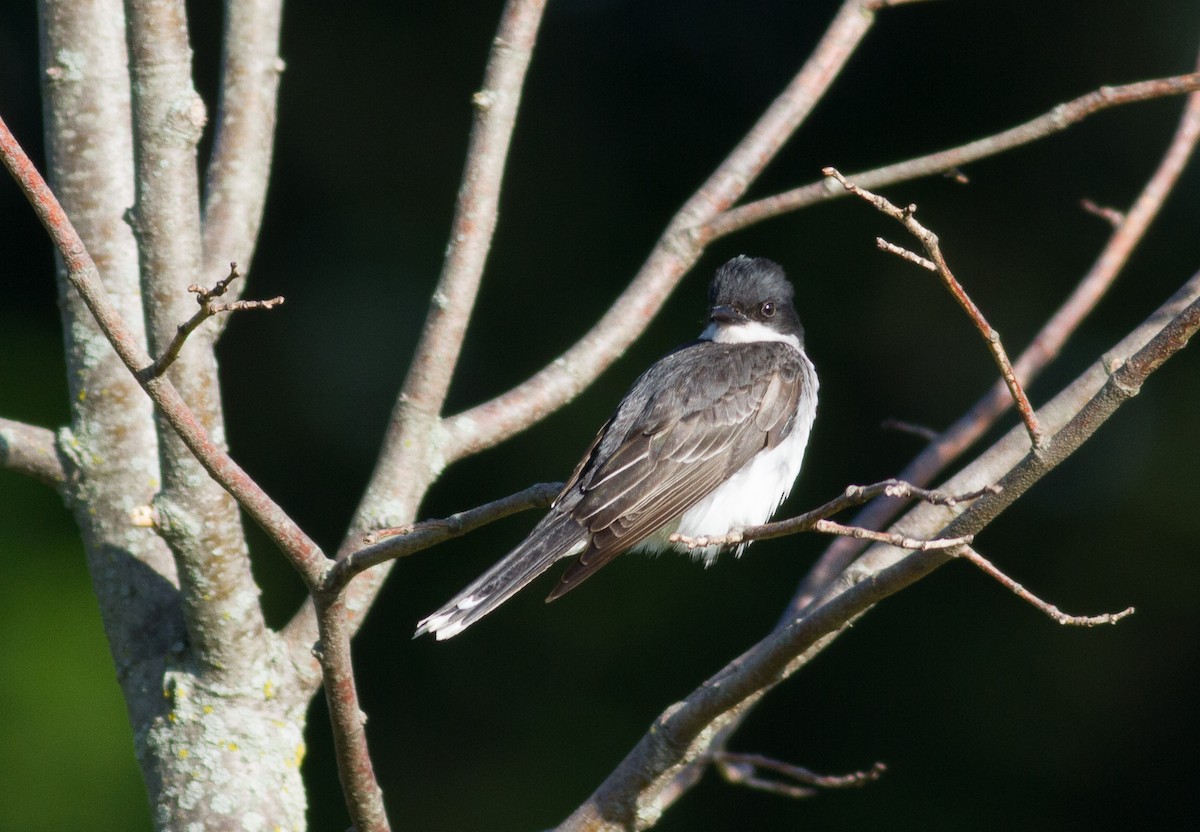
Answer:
[700,319,801,350]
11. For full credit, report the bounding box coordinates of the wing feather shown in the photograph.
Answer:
[545,341,809,599]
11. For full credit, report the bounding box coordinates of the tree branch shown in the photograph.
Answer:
[314,594,391,832]
[280,0,553,680]
[712,753,886,800]
[649,74,1200,809]
[956,546,1134,627]
[0,417,68,486]
[441,0,914,466]
[125,0,269,677]
[558,270,1200,831]
[326,482,560,593]
[0,112,328,591]
[706,71,1200,239]
[668,478,996,549]
[201,0,285,294]
[370,0,548,488]
[35,0,186,736]
[789,59,1200,612]
[824,166,1044,447]
[138,262,284,381]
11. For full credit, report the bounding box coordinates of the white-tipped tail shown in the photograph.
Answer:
[415,514,587,640]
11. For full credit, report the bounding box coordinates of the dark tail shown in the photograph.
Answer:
[414,514,587,640]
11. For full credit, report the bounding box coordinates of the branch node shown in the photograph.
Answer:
[129,504,158,528]
[472,89,496,111]
[139,263,284,380]
[826,167,1044,449]
[877,237,936,270]
[711,752,886,799]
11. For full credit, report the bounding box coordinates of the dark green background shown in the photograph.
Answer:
[2,1,1199,830]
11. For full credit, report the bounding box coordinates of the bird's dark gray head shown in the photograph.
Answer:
[704,256,803,345]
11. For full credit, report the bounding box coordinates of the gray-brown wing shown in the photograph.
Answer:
[546,341,806,600]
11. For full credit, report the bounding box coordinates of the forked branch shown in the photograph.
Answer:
[558,271,1200,832]
[669,479,997,551]
[326,482,560,592]
[707,71,1200,239]
[789,68,1200,611]
[956,546,1134,627]
[139,262,284,381]
[823,166,1043,448]
[712,753,886,800]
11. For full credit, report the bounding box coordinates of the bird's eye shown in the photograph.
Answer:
[760,302,776,318]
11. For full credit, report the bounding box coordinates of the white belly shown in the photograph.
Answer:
[636,354,818,565]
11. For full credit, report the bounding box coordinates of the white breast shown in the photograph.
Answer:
[636,350,818,566]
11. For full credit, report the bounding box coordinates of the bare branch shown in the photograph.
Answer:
[139,263,284,381]
[876,237,935,270]
[956,546,1134,627]
[558,271,1200,831]
[707,71,1200,239]
[441,0,907,465]
[1080,198,1126,228]
[791,67,1200,611]
[313,595,391,832]
[0,113,328,590]
[652,79,1200,812]
[381,0,549,458]
[0,418,68,486]
[669,478,997,550]
[277,0,554,685]
[813,519,971,551]
[825,166,1044,447]
[125,0,276,677]
[31,6,219,819]
[879,417,939,442]
[202,0,285,291]
[326,482,560,592]
[713,753,886,799]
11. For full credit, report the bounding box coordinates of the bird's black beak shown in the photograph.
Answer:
[709,305,746,325]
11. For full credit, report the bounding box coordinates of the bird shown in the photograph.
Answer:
[415,255,818,640]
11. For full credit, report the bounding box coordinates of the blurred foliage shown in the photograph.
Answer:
[2,0,1199,830]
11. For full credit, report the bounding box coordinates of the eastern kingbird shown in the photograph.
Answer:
[416,255,818,640]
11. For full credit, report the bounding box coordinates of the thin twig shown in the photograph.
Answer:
[789,68,1200,612]
[668,479,997,550]
[712,752,885,799]
[876,237,935,270]
[706,71,1200,239]
[326,482,560,592]
[956,547,1134,626]
[139,263,284,381]
[0,113,329,589]
[825,166,1044,449]
[880,418,939,442]
[1080,199,1125,228]
[813,519,971,551]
